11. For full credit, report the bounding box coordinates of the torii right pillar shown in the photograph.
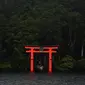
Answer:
[49,48,53,73]
[43,46,59,73]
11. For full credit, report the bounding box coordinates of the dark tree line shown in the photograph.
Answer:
[0,0,85,71]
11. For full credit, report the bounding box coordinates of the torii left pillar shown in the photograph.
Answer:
[30,48,34,72]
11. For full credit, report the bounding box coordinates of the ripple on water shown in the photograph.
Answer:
[0,73,85,85]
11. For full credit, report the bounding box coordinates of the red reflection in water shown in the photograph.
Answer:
[29,73,36,80]
[48,72,53,76]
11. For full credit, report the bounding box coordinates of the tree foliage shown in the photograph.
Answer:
[0,0,85,70]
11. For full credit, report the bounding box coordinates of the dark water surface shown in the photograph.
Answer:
[0,73,85,85]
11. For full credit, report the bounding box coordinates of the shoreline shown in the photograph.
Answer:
[0,68,85,75]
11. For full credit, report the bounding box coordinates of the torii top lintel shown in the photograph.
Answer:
[25,45,59,49]
[25,45,59,53]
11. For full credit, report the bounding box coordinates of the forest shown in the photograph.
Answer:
[0,0,85,72]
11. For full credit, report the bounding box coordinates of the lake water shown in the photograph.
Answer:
[0,73,85,85]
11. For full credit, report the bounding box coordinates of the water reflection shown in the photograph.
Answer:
[0,73,85,85]
[29,73,37,80]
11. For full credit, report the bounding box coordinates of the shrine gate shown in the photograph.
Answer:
[25,45,59,73]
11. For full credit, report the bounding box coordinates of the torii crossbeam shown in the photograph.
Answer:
[25,45,59,73]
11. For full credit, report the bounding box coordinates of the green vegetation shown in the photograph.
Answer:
[57,55,75,71]
[0,62,11,68]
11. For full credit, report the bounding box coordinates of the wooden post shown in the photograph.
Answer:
[48,48,52,73]
[30,48,34,72]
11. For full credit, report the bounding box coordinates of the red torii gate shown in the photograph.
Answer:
[25,45,59,73]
